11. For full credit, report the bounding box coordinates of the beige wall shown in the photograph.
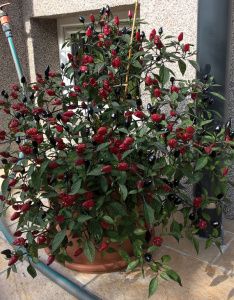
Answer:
[0,0,198,85]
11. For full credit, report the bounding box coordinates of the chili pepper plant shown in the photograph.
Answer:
[0,6,233,297]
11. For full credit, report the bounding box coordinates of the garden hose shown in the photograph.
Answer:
[0,3,24,86]
[0,3,100,300]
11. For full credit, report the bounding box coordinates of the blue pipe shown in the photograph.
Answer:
[8,36,24,83]
[0,218,100,300]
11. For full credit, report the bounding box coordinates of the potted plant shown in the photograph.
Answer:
[0,6,233,297]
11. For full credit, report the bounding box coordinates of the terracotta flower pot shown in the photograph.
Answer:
[64,234,133,273]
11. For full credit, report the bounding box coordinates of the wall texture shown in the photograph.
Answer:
[224,0,234,219]
[0,0,28,137]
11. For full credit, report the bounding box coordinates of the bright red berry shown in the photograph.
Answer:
[167,138,178,149]
[98,241,108,252]
[86,27,93,37]
[13,230,22,237]
[222,167,229,176]
[117,162,129,171]
[97,127,108,135]
[133,111,145,119]
[128,10,133,19]
[178,32,183,42]
[75,143,86,154]
[26,128,38,136]
[112,57,121,68]
[37,235,47,244]
[153,236,163,247]
[186,126,195,135]
[153,88,161,98]
[102,165,112,174]
[193,196,203,208]
[20,202,31,212]
[47,255,55,266]
[171,86,180,93]
[151,113,162,123]
[183,43,190,52]
[46,89,55,96]
[89,14,95,23]
[11,211,20,221]
[74,248,83,257]
[100,221,110,229]
[55,215,65,223]
[8,255,19,266]
[114,16,120,26]
[82,200,95,209]
[198,219,207,230]
[13,237,26,246]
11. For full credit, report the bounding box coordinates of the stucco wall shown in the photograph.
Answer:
[0,0,28,140]
[224,0,234,219]
[0,1,28,87]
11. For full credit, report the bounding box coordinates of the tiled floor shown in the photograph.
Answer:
[1,184,234,299]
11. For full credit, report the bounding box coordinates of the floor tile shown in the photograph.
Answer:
[213,239,234,273]
[162,230,234,263]
[223,217,234,234]
[0,261,77,300]
[38,249,99,287]
[86,248,234,300]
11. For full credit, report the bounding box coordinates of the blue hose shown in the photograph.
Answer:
[8,36,24,84]
[0,218,100,300]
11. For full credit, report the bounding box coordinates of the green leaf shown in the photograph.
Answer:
[1,178,9,196]
[159,65,170,85]
[165,269,182,286]
[132,60,142,69]
[210,92,225,101]
[144,203,155,226]
[88,167,102,176]
[27,264,37,278]
[84,240,95,262]
[189,60,200,71]
[119,184,128,201]
[96,142,110,152]
[148,277,158,297]
[192,236,199,254]
[37,92,45,107]
[77,215,92,223]
[195,156,208,171]
[88,220,103,242]
[39,160,49,176]
[178,59,186,75]
[161,255,171,264]
[134,228,146,235]
[160,272,171,281]
[27,165,35,177]
[52,229,66,252]
[109,202,127,216]
[119,249,131,263]
[205,238,213,249]
[126,259,139,272]
[6,267,11,279]
[70,179,82,195]
[122,149,134,160]
[102,215,114,224]
[31,170,42,191]
[100,176,108,193]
